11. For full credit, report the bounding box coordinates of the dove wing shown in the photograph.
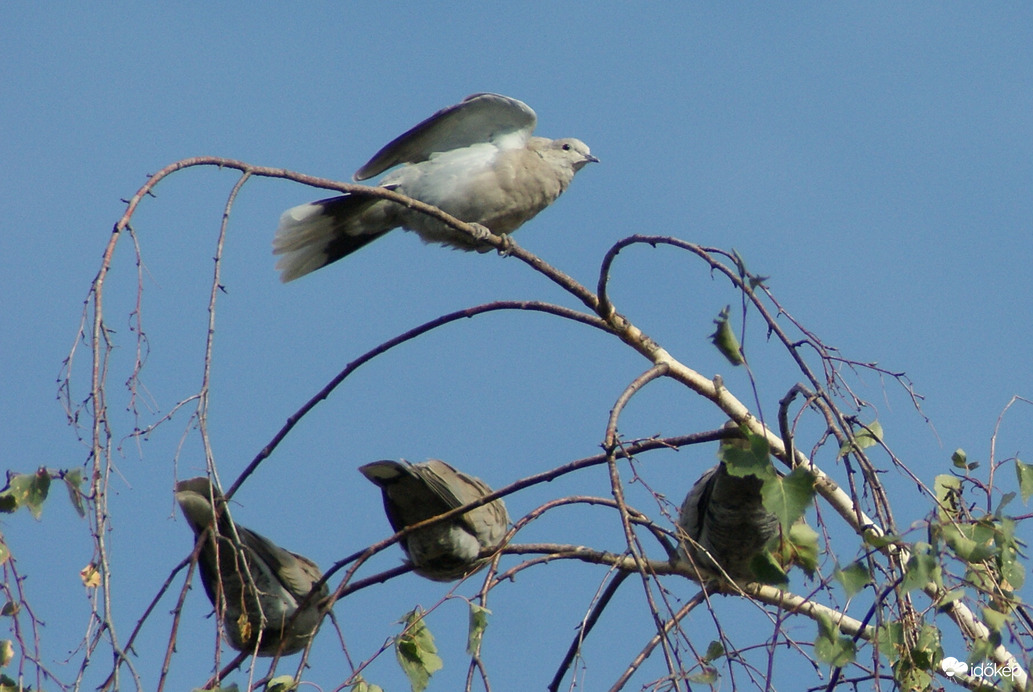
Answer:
[354,93,537,181]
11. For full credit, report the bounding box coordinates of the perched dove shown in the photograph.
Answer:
[175,477,328,655]
[273,92,598,282]
[677,429,779,581]
[359,459,510,582]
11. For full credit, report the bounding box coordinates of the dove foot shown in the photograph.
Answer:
[468,222,493,242]
[466,222,510,255]
[495,233,515,256]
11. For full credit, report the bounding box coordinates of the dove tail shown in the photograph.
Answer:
[272,194,393,282]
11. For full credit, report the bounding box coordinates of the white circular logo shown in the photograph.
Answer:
[940,656,969,677]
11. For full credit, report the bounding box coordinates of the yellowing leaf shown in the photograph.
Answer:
[80,563,101,589]
[266,675,297,692]
[236,613,253,647]
[933,474,961,522]
[786,521,819,576]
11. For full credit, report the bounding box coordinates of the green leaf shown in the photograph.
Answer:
[0,470,51,519]
[709,306,744,366]
[995,515,1017,545]
[874,622,903,655]
[981,607,1010,632]
[969,636,998,666]
[896,666,933,691]
[761,467,815,530]
[995,515,1022,591]
[719,427,774,481]
[395,608,443,692]
[1016,459,1033,503]
[703,640,725,662]
[728,250,770,289]
[935,588,965,611]
[996,492,1016,517]
[838,421,882,457]
[834,561,872,598]
[951,448,968,469]
[855,421,882,448]
[265,676,297,692]
[63,469,85,518]
[0,640,12,668]
[1000,545,1025,591]
[968,518,996,545]
[730,249,748,275]
[901,543,941,593]
[862,530,899,550]
[350,681,385,692]
[813,611,856,667]
[933,474,961,522]
[749,550,788,585]
[0,673,27,692]
[911,624,942,670]
[940,523,995,564]
[466,603,491,655]
[686,667,719,684]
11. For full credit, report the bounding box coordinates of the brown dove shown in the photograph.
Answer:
[359,459,509,582]
[175,477,328,655]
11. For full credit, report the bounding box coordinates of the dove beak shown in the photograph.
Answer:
[574,154,599,172]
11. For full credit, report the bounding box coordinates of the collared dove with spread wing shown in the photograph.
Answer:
[273,93,597,282]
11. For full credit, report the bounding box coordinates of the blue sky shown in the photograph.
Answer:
[2,4,1031,691]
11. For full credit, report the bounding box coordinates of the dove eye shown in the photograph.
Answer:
[561,143,572,151]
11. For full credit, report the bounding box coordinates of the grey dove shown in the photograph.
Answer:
[175,477,328,655]
[359,459,510,582]
[273,93,597,282]
[678,428,779,581]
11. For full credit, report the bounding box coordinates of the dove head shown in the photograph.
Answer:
[554,137,598,171]
[529,136,598,175]
[175,477,226,534]
[522,137,598,200]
